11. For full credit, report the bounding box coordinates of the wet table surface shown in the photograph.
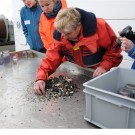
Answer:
[0,51,99,128]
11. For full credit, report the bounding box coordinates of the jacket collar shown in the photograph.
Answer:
[76,8,97,37]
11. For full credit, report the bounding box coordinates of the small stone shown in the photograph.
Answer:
[76,100,79,102]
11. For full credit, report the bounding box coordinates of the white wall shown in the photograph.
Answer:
[0,0,13,20]
[67,0,135,35]
[12,0,30,51]
[67,0,135,19]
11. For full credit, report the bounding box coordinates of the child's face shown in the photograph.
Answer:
[23,0,36,8]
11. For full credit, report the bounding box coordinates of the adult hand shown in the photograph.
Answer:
[34,80,46,95]
[120,37,134,53]
[93,66,107,77]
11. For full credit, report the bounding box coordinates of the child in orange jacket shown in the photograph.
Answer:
[38,0,67,49]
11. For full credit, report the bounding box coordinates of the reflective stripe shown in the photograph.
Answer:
[74,46,80,51]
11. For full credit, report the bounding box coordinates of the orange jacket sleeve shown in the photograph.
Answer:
[36,42,63,81]
[39,14,50,50]
[97,20,123,71]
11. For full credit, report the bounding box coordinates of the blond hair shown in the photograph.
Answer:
[54,7,81,32]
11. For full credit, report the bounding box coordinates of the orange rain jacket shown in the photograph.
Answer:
[39,0,67,49]
[36,8,123,81]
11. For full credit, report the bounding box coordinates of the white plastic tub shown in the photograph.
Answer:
[83,68,135,128]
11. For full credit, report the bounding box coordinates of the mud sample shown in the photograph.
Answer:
[45,75,79,100]
[25,75,79,103]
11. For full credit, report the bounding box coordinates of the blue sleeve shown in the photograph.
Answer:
[128,41,135,59]
[20,8,32,47]
[20,8,28,38]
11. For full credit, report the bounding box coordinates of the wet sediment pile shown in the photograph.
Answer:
[45,75,79,100]
[25,75,79,103]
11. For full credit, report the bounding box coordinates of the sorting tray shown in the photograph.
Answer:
[83,67,135,128]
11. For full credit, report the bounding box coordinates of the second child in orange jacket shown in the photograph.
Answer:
[34,8,123,95]
[38,0,67,49]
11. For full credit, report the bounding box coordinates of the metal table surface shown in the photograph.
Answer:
[0,51,98,129]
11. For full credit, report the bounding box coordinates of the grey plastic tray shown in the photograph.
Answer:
[83,67,135,128]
